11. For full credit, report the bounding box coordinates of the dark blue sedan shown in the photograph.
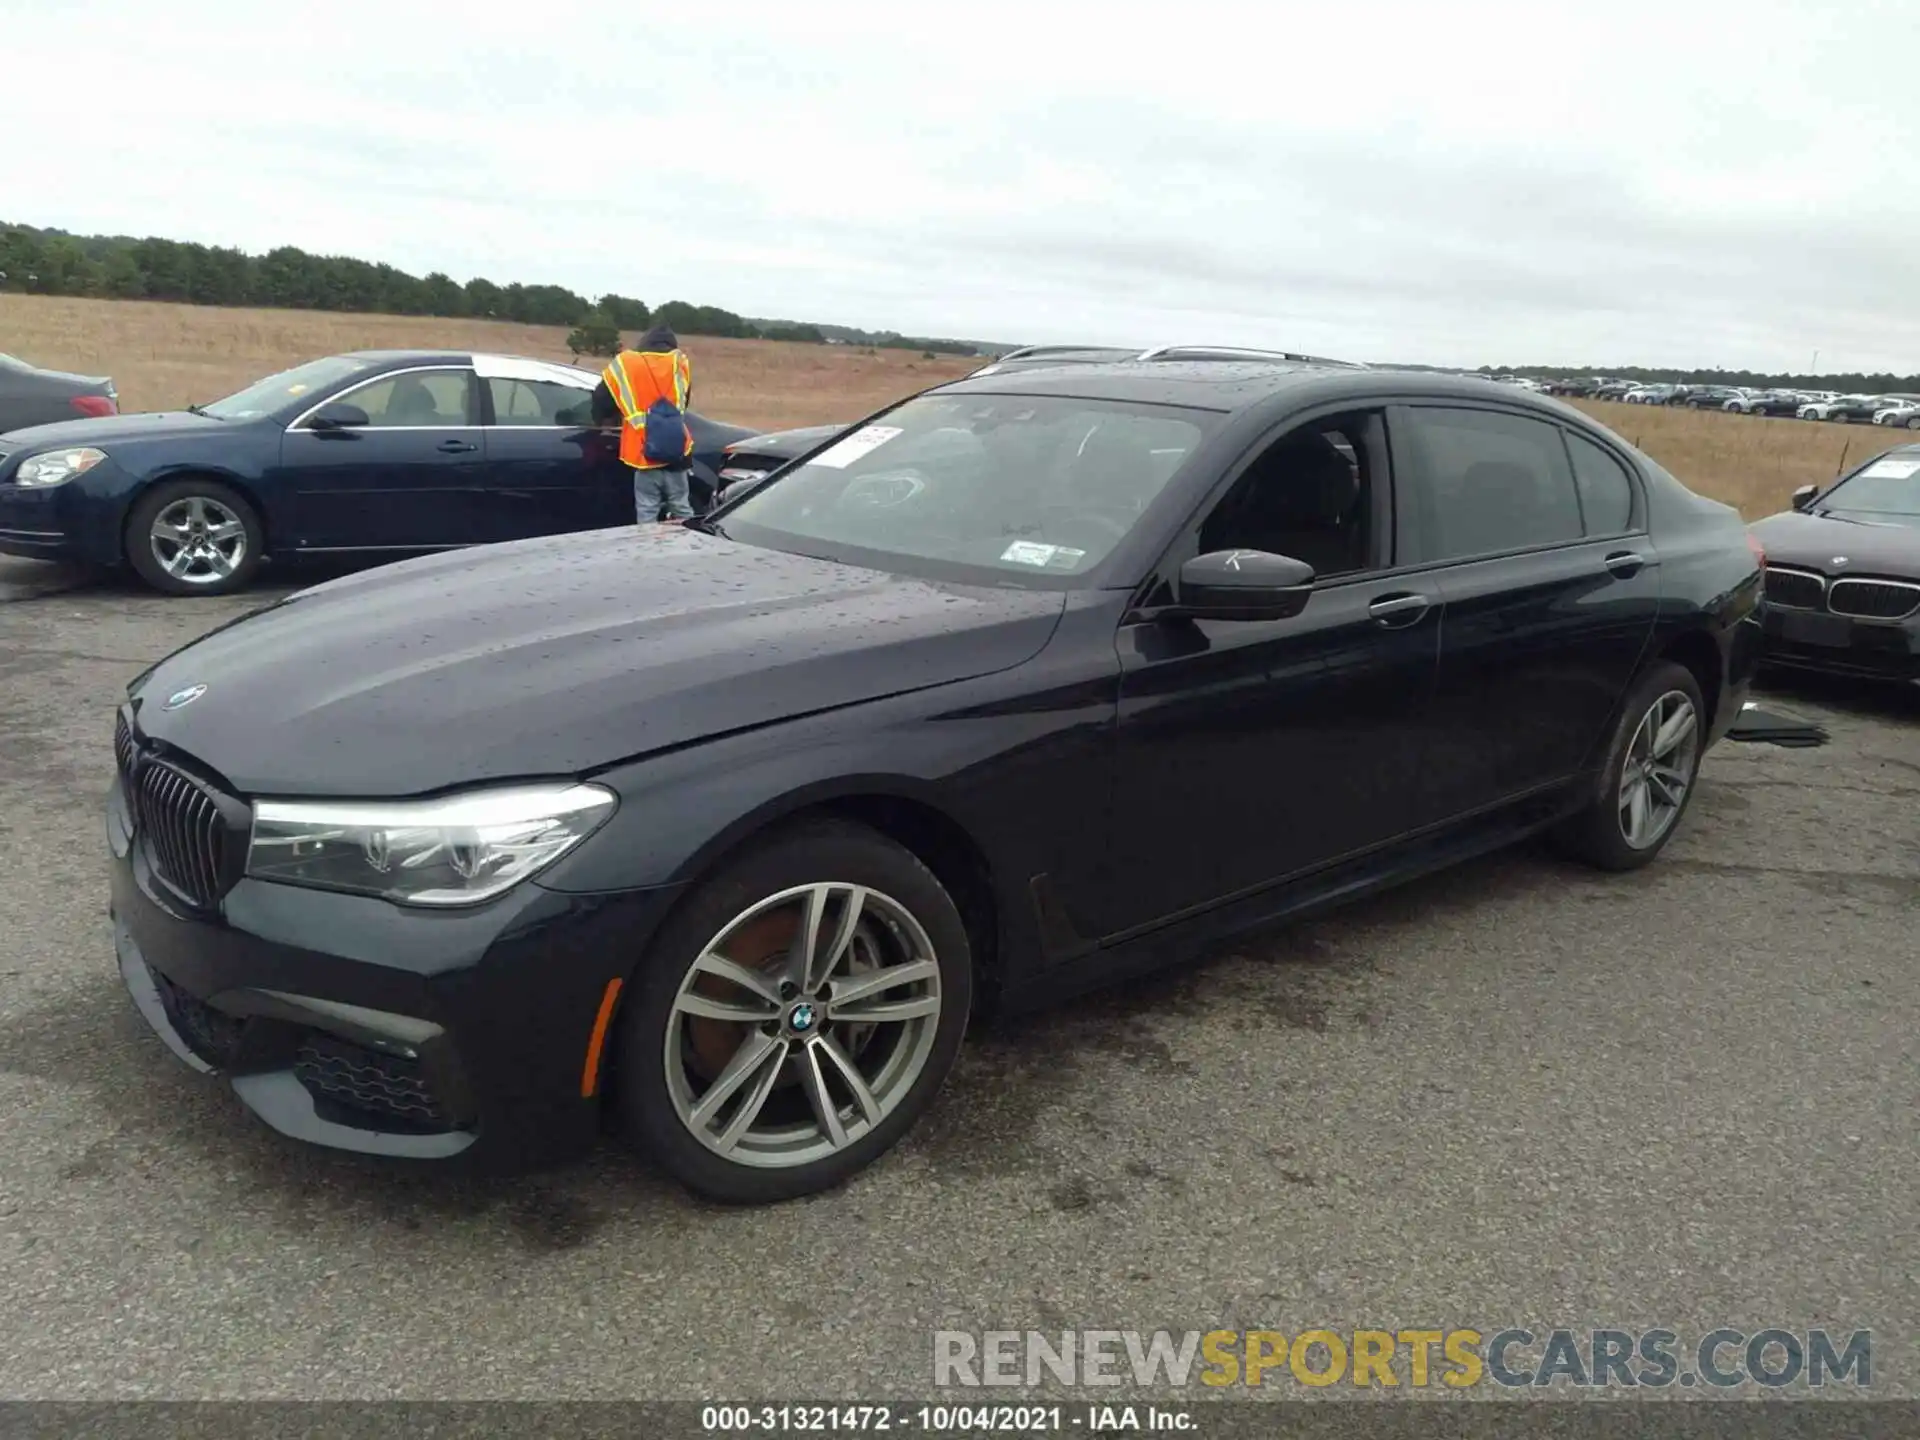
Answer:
[0,350,757,594]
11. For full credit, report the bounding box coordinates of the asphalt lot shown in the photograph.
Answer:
[0,553,1914,1401]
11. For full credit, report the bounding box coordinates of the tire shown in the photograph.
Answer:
[613,819,973,1204]
[125,478,264,596]
[1552,661,1707,872]
[1906,416,1920,430]
[1832,412,1849,424]
[1687,401,1702,410]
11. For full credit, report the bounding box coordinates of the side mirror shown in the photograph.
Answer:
[308,402,370,432]
[1172,549,1315,621]
[1790,483,1819,512]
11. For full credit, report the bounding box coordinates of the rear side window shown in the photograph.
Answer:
[488,377,594,427]
[1565,431,1635,535]
[1401,406,1585,562]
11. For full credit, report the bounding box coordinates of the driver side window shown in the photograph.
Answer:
[1197,410,1385,578]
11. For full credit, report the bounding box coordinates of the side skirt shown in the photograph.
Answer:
[998,779,1583,1016]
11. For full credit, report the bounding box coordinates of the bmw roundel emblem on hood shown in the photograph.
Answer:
[162,683,208,711]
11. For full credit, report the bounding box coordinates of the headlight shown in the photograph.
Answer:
[14,447,107,487]
[247,783,616,907]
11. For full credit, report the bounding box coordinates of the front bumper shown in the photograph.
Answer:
[0,481,81,559]
[0,467,133,564]
[1759,605,1920,684]
[106,768,685,1169]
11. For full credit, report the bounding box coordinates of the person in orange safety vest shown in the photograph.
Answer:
[591,323,696,521]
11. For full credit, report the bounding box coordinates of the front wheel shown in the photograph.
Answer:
[1552,661,1706,871]
[125,478,264,595]
[614,820,973,1203]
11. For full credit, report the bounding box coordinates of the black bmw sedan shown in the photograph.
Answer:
[0,350,754,595]
[1748,444,1920,683]
[108,355,1763,1203]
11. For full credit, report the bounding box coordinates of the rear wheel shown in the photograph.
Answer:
[125,478,263,596]
[614,820,972,1203]
[1553,661,1706,871]
[1906,416,1920,430]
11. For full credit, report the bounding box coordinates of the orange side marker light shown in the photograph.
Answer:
[581,977,624,1098]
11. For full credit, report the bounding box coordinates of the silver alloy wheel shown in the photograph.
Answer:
[664,882,943,1169]
[1617,690,1699,850]
[150,495,248,584]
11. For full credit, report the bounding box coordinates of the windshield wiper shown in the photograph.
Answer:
[186,402,210,416]
[683,516,727,538]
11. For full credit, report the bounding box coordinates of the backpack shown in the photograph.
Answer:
[642,396,690,465]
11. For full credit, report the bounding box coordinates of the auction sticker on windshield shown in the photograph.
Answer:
[1000,541,1088,569]
[811,425,904,468]
[1860,457,1920,480]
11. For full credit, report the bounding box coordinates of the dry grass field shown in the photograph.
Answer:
[1565,397,1911,519]
[4,294,1912,519]
[0,294,979,434]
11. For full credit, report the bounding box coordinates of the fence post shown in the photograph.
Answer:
[1836,439,1851,476]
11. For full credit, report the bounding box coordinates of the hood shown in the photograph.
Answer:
[1750,508,1920,573]
[735,424,843,459]
[0,409,222,448]
[130,526,1067,797]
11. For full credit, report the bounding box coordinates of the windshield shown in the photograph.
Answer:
[717,393,1215,583]
[201,355,376,421]
[1822,452,1920,520]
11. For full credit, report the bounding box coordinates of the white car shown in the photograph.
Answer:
[1872,398,1920,429]
[1799,394,1874,420]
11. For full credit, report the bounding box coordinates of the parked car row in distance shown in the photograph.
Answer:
[1539,375,1920,426]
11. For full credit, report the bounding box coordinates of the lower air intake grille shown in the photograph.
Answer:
[1827,578,1920,621]
[295,1034,450,1130]
[149,965,246,1068]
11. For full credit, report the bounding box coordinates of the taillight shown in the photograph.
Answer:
[69,395,116,418]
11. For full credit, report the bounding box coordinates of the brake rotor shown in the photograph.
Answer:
[684,902,882,1085]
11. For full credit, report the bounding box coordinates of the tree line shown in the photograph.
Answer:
[0,222,984,358]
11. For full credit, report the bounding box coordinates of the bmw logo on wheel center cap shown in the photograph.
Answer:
[787,1002,817,1035]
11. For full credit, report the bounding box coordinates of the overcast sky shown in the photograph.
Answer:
[5,0,1916,372]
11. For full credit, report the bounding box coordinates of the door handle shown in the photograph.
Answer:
[437,439,479,453]
[1604,550,1650,577]
[1368,592,1432,627]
